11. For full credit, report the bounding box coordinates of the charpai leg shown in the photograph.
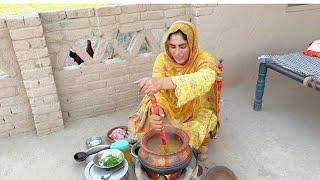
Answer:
[253,63,268,111]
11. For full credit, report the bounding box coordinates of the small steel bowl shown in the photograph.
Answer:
[85,144,110,164]
[93,149,124,169]
[86,136,103,149]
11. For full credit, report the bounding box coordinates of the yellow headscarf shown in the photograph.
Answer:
[129,21,217,137]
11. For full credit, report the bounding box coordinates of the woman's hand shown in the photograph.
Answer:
[134,77,175,95]
[134,77,163,95]
[150,106,165,133]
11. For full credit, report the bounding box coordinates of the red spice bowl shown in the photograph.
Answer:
[106,126,136,144]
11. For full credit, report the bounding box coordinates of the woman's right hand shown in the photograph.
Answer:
[150,106,165,133]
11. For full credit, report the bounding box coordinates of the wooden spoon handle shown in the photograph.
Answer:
[149,95,167,146]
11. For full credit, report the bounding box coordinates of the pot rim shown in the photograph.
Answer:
[138,147,192,175]
[140,126,189,156]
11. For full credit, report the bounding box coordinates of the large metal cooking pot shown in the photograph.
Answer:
[138,126,192,175]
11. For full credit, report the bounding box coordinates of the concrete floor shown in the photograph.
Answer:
[0,74,319,180]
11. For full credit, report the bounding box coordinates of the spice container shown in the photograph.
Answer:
[110,139,131,164]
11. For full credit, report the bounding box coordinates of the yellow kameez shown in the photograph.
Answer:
[171,67,217,149]
[128,21,219,149]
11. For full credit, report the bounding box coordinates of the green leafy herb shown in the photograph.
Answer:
[103,155,121,167]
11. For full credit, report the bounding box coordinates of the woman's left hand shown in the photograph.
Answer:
[134,77,163,95]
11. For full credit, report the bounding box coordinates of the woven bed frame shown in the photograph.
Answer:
[253,54,320,111]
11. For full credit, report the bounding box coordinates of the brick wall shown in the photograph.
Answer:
[6,13,64,136]
[0,4,216,137]
[0,17,35,137]
[5,4,319,137]
[40,4,199,122]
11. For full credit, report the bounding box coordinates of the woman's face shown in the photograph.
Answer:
[168,33,190,65]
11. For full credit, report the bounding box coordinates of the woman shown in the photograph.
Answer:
[128,21,219,161]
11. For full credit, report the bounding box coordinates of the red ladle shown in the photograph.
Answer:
[149,95,169,153]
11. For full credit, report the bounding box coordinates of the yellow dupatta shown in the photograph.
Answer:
[128,21,217,138]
